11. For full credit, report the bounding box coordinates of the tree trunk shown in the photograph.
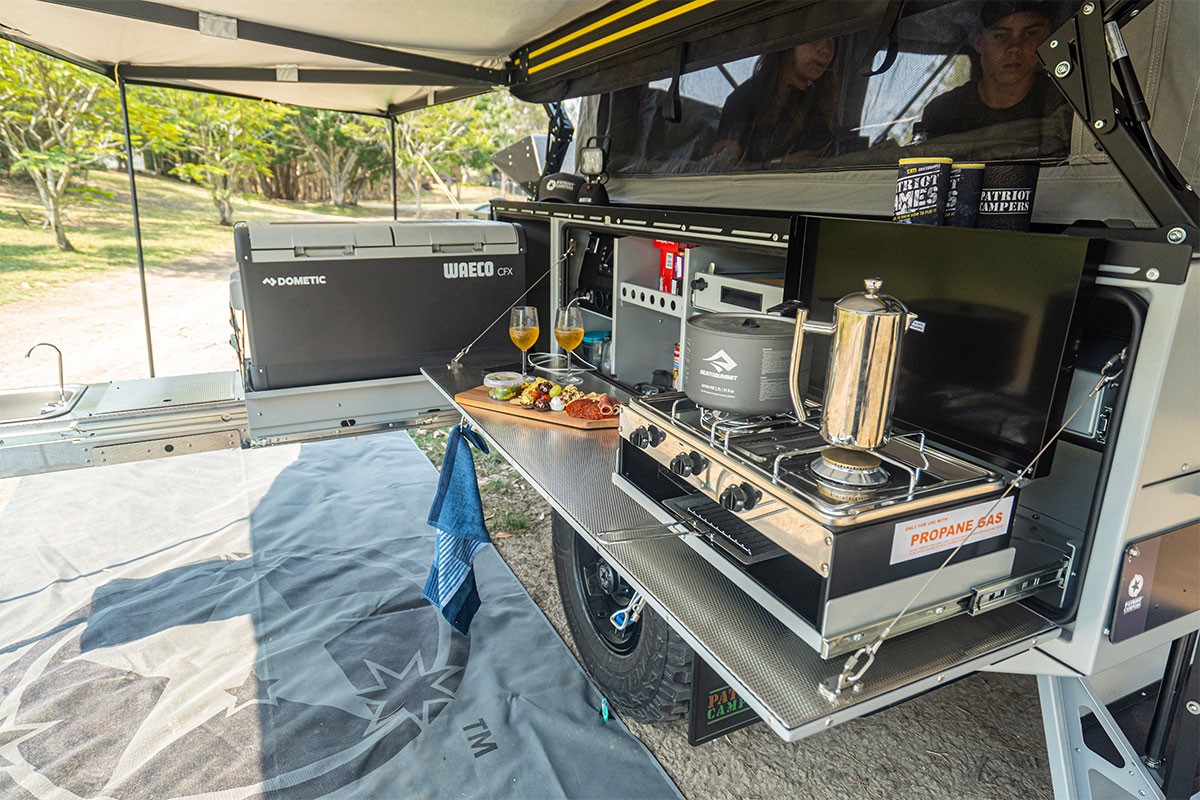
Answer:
[409,172,423,219]
[330,174,347,207]
[208,169,235,226]
[263,161,300,201]
[215,195,234,226]
[49,199,75,252]
[29,172,74,252]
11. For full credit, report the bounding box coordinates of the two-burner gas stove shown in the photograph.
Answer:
[614,392,1027,657]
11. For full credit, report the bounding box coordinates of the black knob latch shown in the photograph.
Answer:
[670,450,708,478]
[719,482,761,512]
[647,425,666,447]
[719,484,746,512]
[630,426,650,449]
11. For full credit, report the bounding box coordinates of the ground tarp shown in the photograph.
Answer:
[0,434,681,799]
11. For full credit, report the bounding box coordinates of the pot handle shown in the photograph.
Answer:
[787,305,811,422]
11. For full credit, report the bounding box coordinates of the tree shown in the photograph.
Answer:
[261,122,306,201]
[292,109,389,206]
[393,93,544,216]
[0,42,119,251]
[394,101,474,218]
[124,86,187,176]
[168,92,291,225]
[446,94,546,199]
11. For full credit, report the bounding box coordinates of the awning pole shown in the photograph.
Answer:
[118,78,155,378]
[389,116,398,221]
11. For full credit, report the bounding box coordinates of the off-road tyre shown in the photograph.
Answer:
[552,511,693,723]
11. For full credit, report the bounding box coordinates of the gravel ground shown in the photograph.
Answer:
[411,427,1054,800]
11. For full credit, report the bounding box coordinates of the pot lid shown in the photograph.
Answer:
[836,278,910,316]
[686,312,793,337]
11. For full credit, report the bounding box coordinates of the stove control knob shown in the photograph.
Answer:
[670,451,710,477]
[630,426,651,449]
[647,425,667,448]
[719,482,761,512]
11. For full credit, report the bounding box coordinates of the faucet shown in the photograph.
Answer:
[25,342,65,404]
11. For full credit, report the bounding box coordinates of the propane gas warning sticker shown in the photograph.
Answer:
[889,496,1013,565]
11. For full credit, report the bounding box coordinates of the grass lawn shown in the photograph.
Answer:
[0,171,504,306]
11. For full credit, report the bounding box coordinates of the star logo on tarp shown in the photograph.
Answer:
[357,653,460,736]
[1128,574,1144,598]
[704,349,737,373]
[223,669,280,716]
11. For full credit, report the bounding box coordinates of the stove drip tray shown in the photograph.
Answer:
[664,495,786,565]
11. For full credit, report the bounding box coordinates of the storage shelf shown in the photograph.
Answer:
[618,281,686,318]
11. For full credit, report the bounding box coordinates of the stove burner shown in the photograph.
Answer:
[810,448,890,488]
[815,482,875,503]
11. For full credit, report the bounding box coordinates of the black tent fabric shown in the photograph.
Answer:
[0,434,682,799]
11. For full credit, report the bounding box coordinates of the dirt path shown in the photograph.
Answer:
[1,251,236,387]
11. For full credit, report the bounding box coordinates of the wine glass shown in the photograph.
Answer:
[554,305,585,386]
[509,306,539,381]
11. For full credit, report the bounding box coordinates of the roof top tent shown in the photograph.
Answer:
[1,2,1197,799]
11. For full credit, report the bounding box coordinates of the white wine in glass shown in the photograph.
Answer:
[554,305,585,386]
[509,306,539,381]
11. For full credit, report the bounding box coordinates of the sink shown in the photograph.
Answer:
[0,385,87,425]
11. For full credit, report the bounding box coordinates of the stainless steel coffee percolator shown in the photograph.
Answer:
[779,278,919,450]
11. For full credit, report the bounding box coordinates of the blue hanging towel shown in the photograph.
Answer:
[423,423,491,636]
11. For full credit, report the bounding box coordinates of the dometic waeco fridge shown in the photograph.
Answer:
[234,220,526,391]
[231,220,526,443]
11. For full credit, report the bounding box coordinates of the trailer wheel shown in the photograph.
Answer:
[552,512,693,723]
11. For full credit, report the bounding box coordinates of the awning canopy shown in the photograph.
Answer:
[0,0,609,114]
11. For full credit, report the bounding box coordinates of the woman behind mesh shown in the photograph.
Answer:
[711,38,839,168]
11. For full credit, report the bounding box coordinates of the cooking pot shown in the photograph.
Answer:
[683,313,795,415]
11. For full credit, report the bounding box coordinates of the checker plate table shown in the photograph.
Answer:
[424,365,1059,740]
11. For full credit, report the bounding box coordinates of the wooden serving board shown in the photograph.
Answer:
[454,385,619,430]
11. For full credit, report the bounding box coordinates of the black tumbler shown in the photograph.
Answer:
[947,163,985,228]
[894,157,951,225]
[978,163,1039,231]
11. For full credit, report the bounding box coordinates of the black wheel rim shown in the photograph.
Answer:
[573,541,641,654]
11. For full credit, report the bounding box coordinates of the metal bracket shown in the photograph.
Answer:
[1039,673,1170,799]
[1039,0,1199,231]
[541,101,575,178]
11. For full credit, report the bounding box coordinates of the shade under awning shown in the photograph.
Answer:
[0,0,607,114]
